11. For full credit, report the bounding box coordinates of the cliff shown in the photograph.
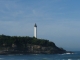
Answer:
[0,35,66,55]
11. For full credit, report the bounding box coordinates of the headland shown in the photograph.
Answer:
[0,35,67,55]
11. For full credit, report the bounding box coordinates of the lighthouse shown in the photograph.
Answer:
[34,23,37,38]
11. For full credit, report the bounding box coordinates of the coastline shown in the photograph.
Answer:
[0,35,67,55]
[0,49,67,55]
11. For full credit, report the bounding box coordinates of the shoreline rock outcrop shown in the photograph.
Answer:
[0,35,66,55]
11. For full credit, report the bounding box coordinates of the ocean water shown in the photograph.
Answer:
[0,51,80,60]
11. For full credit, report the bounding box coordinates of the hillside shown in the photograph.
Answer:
[0,34,66,54]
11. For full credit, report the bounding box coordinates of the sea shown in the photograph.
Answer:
[0,51,80,60]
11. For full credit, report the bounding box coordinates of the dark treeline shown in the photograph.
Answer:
[0,34,67,54]
[0,34,56,49]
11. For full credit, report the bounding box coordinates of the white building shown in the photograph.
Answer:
[34,23,37,38]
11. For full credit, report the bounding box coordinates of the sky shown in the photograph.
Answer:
[0,0,80,51]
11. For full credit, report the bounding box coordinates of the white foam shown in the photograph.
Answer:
[66,53,71,54]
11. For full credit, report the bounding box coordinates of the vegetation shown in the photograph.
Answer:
[0,35,55,49]
[0,34,66,54]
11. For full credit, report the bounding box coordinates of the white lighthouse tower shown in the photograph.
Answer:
[34,23,37,38]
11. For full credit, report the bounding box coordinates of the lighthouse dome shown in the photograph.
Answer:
[34,23,37,27]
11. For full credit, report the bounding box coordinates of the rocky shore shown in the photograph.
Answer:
[0,35,67,55]
[0,45,66,55]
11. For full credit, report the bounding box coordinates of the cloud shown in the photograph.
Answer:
[39,20,80,37]
[0,20,34,36]
[0,0,80,38]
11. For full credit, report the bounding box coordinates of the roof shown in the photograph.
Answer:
[34,23,37,27]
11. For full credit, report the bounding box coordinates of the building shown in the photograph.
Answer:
[34,23,37,38]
